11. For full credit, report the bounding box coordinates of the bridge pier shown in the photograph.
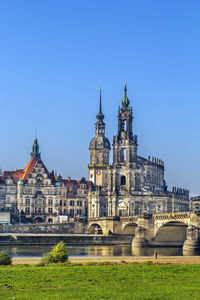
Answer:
[183,226,200,255]
[131,226,149,249]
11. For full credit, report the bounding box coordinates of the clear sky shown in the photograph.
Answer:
[0,0,200,195]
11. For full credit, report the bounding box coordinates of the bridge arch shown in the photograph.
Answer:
[88,223,103,234]
[155,221,188,243]
[122,223,138,235]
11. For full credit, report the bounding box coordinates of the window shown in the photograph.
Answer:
[48,198,53,206]
[70,200,75,206]
[121,176,126,185]
[25,207,30,214]
[60,200,62,206]
[77,209,82,216]
[64,201,66,207]
[25,198,30,205]
[122,148,126,163]
[70,209,74,217]
[63,209,67,214]
[48,208,53,214]
[80,201,82,207]
[77,201,79,206]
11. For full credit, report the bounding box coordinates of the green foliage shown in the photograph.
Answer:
[0,251,12,265]
[42,242,68,264]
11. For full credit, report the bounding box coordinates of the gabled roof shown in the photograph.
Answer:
[22,157,37,181]
[2,157,53,183]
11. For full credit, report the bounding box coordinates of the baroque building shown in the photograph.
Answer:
[0,138,91,223]
[88,85,189,218]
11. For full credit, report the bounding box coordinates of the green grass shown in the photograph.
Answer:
[0,263,200,299]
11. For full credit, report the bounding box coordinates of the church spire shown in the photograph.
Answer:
[96,85,104,121]
[99,84,102,114]
[31,137,41,160]
[95,86,105,136]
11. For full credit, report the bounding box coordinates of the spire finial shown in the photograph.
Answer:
[121,81,130,107]
[99,84,102,113]
[124,81,127,96]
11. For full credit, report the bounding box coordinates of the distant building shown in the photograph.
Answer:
[191,196,200,211]
[88,85,190,218]
[0,138,92,223]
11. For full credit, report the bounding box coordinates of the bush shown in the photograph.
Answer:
[0,251,12,265]
[42,242,69,264]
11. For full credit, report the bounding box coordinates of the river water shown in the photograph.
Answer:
[0,245,184,258]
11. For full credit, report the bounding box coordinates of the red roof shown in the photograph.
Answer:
[2,158,93,188]
[22,157,37,181]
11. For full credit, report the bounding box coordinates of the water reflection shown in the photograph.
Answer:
[0,245,184,257]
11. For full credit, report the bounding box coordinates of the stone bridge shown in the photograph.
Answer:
[88,212,200,254]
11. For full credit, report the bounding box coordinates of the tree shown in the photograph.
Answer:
[42,241,69,264]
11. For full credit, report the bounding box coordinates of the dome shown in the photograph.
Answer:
[121,83,130,108]
[121,95,130,107]
[89,136,110,150]
[18,179,24,185]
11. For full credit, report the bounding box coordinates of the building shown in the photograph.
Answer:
[0,138,92,223]
[88,85,189,218]
[191,196,200,211]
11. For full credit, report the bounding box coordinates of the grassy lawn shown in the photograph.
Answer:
[0,263,200,299]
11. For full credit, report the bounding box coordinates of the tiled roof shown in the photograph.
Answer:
[2,158,92,188]
[3,170,24,183]
[22,157,37,181]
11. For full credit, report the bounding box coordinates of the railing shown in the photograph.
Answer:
[153,212,191,220]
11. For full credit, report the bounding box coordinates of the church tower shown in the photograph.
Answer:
[88,87,110,186]
[30,137,41,160]
[113,83,138,168]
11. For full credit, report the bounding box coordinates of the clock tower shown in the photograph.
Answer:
[88,87,110,186]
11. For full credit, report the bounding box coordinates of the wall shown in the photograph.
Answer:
[0,222,86,234]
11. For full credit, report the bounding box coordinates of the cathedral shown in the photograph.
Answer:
[88,85,189,218]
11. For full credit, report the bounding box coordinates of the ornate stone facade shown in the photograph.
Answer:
[0,138,91,223]
[88,85,190,219]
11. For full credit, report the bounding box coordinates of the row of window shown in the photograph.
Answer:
[25,198,84,206]
[23,188,87,195]
[24,207,83,217]
[25,207,53,214]
[59,209,82,216]
[25,199,53,206]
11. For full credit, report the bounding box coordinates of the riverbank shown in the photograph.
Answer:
[0,233,133,246]
[12,255,200,265]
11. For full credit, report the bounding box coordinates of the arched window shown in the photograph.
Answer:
[121,176,126,185]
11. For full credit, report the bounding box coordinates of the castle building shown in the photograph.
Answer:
[0,138,91,224]
[88,85,190,218]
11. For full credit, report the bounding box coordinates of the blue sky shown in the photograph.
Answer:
[0,0,200,195]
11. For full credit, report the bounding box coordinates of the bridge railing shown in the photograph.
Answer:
[153,212,191,220]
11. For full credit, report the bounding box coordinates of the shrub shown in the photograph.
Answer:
[42,242,69,264]
[0,251,12,265]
